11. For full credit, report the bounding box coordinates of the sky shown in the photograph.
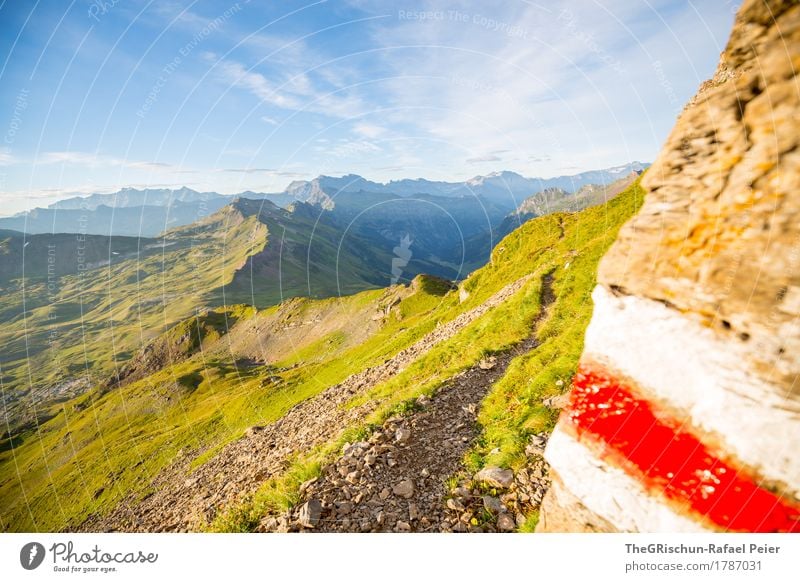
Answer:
[0,0,738,215]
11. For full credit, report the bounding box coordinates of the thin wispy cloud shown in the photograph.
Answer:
[221,168,276,174]
[466,154,503,164]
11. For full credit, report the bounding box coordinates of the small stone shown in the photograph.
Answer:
[516,513,527,527]
[260,517,279,531]
[500,492,517,505]
[525,434,548,456]
[392,479,415,498]
[396,520,412,532]
[474,466,514,489]
[379,487,391,500]
[395,427,411,444]
[453,486,471,498]
[482,495,505,514]
[346,470,361,484]
[478,356,497,370]
[420,468,430,478]
[364,454,377,467]
[408,503,419,521]
[299,477,318,493]
[446,498,465,512]
[298,499,322,529]
[497,513,516,531]
[543,393,570,410]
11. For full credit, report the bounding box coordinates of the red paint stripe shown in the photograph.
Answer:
[565,363,800,533]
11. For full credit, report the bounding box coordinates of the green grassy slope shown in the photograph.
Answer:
[212,179,645,531]
[0,205,267,437]
[0,180,644,532]
[0,274,454,531]
[0,198,396,439]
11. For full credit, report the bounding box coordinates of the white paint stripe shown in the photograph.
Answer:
[545,426,713,532]
[583,285,800,500]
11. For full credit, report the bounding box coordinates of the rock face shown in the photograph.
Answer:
[538,0,800,533]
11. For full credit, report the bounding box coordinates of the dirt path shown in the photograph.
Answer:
[279,273,555,533]
[76,273,536,532]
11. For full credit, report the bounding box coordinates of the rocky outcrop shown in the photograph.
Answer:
[538,0,800,532]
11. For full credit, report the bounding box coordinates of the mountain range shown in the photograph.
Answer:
[0,162,648,237]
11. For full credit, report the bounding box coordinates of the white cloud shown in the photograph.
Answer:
[210,53,369,120]
[352,122,386,138]
[0,149,16,166]
[466,154,502,164]
[37,152,179,171]
[214,58,301,109]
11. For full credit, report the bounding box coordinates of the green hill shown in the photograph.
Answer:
[0,178,644,532]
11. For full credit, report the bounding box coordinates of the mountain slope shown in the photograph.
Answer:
[0,203,267,436]
[0,197,418,438]
[0,177,644,532]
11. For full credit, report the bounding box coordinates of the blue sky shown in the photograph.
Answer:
[0,0,737,215]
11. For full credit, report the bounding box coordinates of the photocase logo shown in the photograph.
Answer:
[19,542,45,570]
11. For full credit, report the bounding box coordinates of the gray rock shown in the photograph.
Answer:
[478,356,497,370]
[408,503,419,521]
[446,498,465,512]
[453,486,471,498]
[475,466,514,489]
[392,479,415,498]
[482,495,505,514]
[394,427,411,444]
[298,477,318,493]
[298,499,322,528]
[260,517,279,531]
[497,513,516,531]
